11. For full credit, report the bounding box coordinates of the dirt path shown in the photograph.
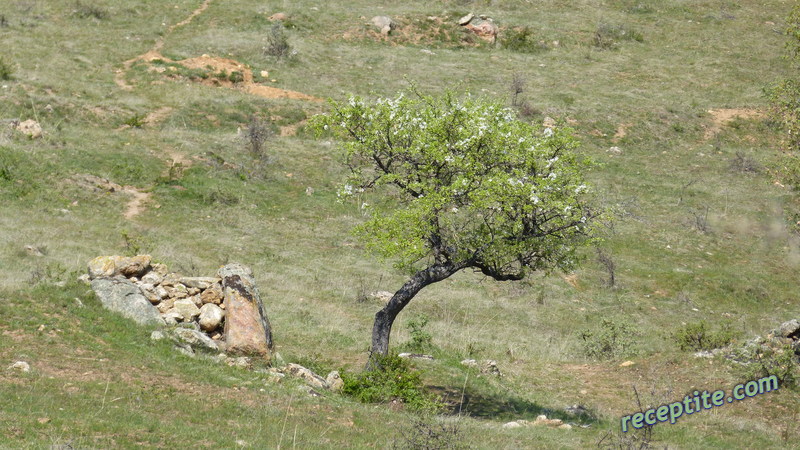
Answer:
[115,0,214,90]
[114,0,321,102]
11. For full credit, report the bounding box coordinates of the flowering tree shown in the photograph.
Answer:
[313,89,596,364]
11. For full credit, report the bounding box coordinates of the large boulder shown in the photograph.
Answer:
[218,263,273,360]
[370,16,395,36]
[90,278,164,326]
[87,255,152,279]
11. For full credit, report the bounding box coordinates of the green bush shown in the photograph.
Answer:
[671,321,737,352]
[579,318,638,359]
[736,344,799,390]
[341,354,440,412]
[501,26,549,53]
[403,314,434,353]
[0,57,13,80]
[264,23,293,60]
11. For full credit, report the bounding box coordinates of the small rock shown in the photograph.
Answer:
[558,424,572,430]
[458,13,474,26]
[24,245,45,257]
[779,319,800,339]
[155,285,169,300]
[481,360,502,376]
[543,116,556,128]
[619,360,635,367]
[283,363,328,390]
[173,327,218,351]
[464,18,498,43]
[156,298,176,314]
[200,282,223,305]
[199,303,225,332]
[305,186,314,196]
[87,255,152,279]
[139,283,161,304]
[151,263,168,276]
[502,421,522,429]
[370,16,395,36]
[189,294,203,307]
[176,344,195,357]
[8,361,30,372]
[260,70,269,78]
[166,284,188,299]
[141,271,163,285]
[608,146,622,154]
[150,330,166,341]
[325,371,343,392]
[180,277,219,290]
[173,298,201,321]
[16,119,43,139]
[370,291,393,303]
[694,350,715,358]
[460,359,478,368]
[226,356,252,369]
[76,274,91,285]
[268,12,287,21]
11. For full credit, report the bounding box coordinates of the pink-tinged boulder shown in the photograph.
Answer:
[219,263,273,360]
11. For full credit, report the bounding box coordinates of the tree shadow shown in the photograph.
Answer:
[428,385,599,425]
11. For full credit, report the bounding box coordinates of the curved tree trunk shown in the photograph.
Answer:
[368,262,462,369]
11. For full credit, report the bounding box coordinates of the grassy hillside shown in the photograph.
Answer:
[1,0,798,448]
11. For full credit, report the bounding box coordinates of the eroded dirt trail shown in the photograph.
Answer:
[114,0,321,101]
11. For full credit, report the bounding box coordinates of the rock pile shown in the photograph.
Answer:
[85,255,273,361]
[503,415,573,430]
[457,13,498,43]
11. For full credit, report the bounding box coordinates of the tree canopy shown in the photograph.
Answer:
[312,88,597,359]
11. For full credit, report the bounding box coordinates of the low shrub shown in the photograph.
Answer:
[671,321,737,352]
[593,23,643,49]
[501,26,549,53]
[579,318,638,359]
[341,354,440,412]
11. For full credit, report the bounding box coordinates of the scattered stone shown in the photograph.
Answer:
[502,421,522,429]
[463,17,498,43]
[141,271,163,285]
[176,344,195,357]
[458,13,474,26]
[370,291,393,303]
[189,294,203,307]
[8,361,30,372]
[420,49,436,56]
[200,282,224,305]
[370,16,395,36]
[155,285,169,300]
[326,371,343,392]
[139,283,161,304]
[166,284,189,299]
[543,116,556,128]
[161,311,181,325]
[16,119,42,138]
[156,297,176,314]
[608,146,623,154]
[90,277,164,326]
[199,303,225,332]
[564,404,592,417]
[24,245,45,257]
[533,415,563,427]
[180,277,219,290]
[481,360,502,376]
[87,255,152,279]
[779,319,800,340]
[150,330,166,341]
[76,273,91,285]
[283,363,328,390]
[558,424,573,430]
[619,360,635,367]
[460,359,478,368]
[694,350,715,358]
[398,353,434,360]
[173,327,218,352]
[219,263,273,360]
[173,298,201,321]
[151,263,168,276]
[226,356,252,369]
